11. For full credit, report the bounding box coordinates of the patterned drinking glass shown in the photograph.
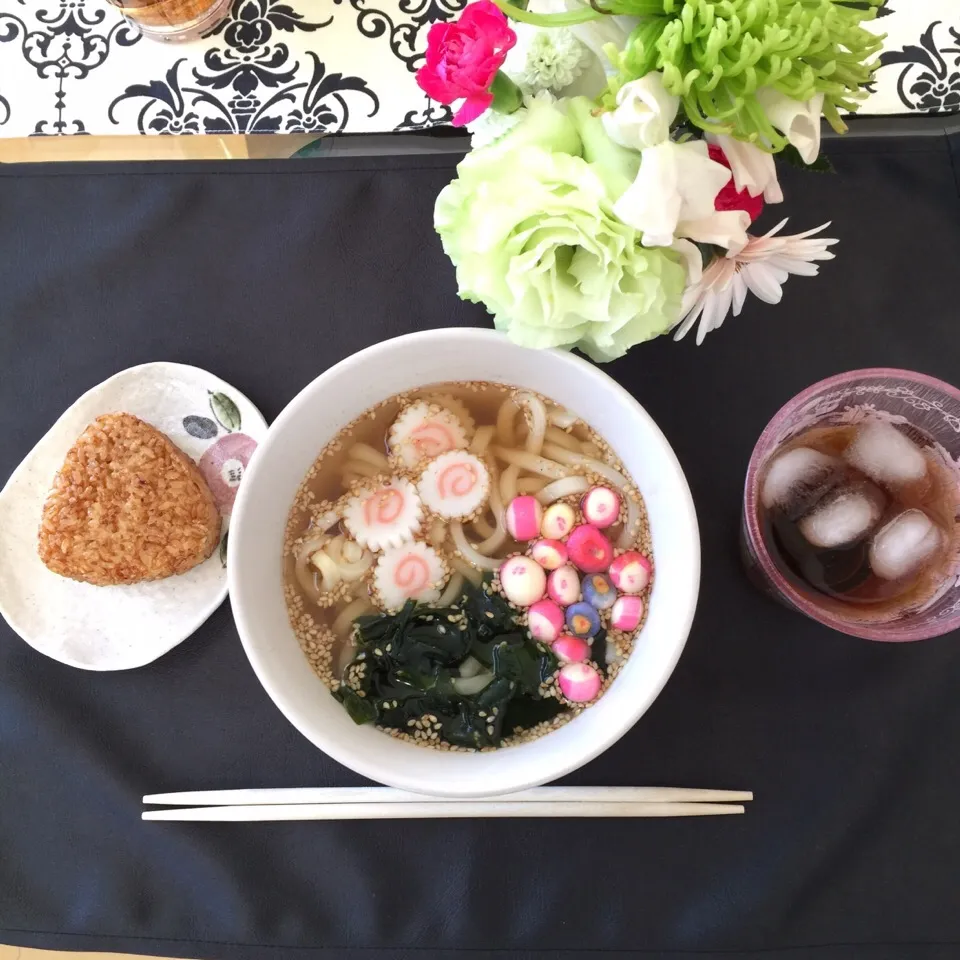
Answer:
[742,368,960,641]
[105,0,232,41]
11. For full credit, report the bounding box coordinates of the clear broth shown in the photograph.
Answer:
[282,381,653,750]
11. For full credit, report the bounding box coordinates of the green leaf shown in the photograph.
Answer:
[490,71,523,115]
[503,694,564,735]
[460,576,515,640]
[336,687,377,725]
[591,628,608,676]
[441,703,488,749]
[474,677,515,717]
[778,145,835,174]
[334,580,564,748]
[219,531,228,568]
[209,391,242,432]
[492,639,557,696]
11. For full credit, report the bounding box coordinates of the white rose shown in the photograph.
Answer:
[602,72,679,151]
[613,139,750,254]
[755,89,824,164]
[705,133,784,204]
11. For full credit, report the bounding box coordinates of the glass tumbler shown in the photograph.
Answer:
[105,0,232,41]
[742,368,960,641]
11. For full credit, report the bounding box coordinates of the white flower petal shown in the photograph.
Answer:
[671,238,703,287]
[759,218,791,240]
[731,273,749,316]
[696,288,732,345]
[602,72,679,151]
[504,25,593,95]
[467,106,527,149]
[523,0,633,77]
[706,133,783,203]
[615,140,731,247]
[673,297,705,341]
[679,210,750,256]
[742,262,785,304]
[766,256,820,277]
[755,89,824,164]
[785,220,834,241]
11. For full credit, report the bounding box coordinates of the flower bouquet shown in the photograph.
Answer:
[416,0,885,360]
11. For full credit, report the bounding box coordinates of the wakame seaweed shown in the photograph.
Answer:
[335,577,560,748]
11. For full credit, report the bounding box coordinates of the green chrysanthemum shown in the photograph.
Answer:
[494,0,886,147]
[603,0,885,143]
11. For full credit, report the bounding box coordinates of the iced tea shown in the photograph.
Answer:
[758,418,959,623]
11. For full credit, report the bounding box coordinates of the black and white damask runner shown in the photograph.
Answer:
[0,0,956,138]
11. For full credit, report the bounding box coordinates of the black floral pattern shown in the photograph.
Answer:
[109,0,376,134]
[0,0,139,134]
[394,95,451,130]
[333,0,465,73]
[880,21,960,113]
[0,0,955,136]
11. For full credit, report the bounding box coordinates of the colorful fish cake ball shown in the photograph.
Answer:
[566,524,614,574]
[558,662,602,703]
[582,573,616,610]
[527,599,564,643]
[505,495,543,542]
[530,538,568,571]
[546,564,580,606]
[541,502,576,540]
[581,486,621,529]
[499,555,546,607]
[611,595,644,632]
[609,551,652,594]
[565,601,601,639]
[552,634,590,663]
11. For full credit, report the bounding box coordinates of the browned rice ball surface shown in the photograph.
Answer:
[38,413,221,586]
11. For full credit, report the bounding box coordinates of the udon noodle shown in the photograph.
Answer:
[282,381,653,751]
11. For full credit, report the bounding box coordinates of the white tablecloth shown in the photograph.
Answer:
[0,0,956,138]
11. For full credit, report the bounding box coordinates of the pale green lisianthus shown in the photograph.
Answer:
[435,97,685,362]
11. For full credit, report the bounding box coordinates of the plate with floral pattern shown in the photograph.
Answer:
[0,362,268,670]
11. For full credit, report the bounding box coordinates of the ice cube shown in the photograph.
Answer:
[761,447,844,520]
[868,509,943,581]
[844,421,928,489]
[798,482,886,549]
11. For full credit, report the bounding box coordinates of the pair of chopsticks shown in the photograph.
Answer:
[143,786,752,821]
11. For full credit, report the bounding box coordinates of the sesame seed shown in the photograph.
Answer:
[284,382,650,753]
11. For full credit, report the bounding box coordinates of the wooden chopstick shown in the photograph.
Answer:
[143,800,745,821]
[143,786,753,806]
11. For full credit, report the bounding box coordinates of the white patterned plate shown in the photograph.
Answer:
[0,362,268,671]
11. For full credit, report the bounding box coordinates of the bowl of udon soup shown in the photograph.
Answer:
[229,328,699,797]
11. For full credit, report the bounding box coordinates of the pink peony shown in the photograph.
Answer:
[416,1,516,127]
[198,433,257,515]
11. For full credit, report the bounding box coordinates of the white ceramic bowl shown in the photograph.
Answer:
[229,329,700,797]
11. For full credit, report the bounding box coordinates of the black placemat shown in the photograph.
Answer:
[1,139,960,960]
